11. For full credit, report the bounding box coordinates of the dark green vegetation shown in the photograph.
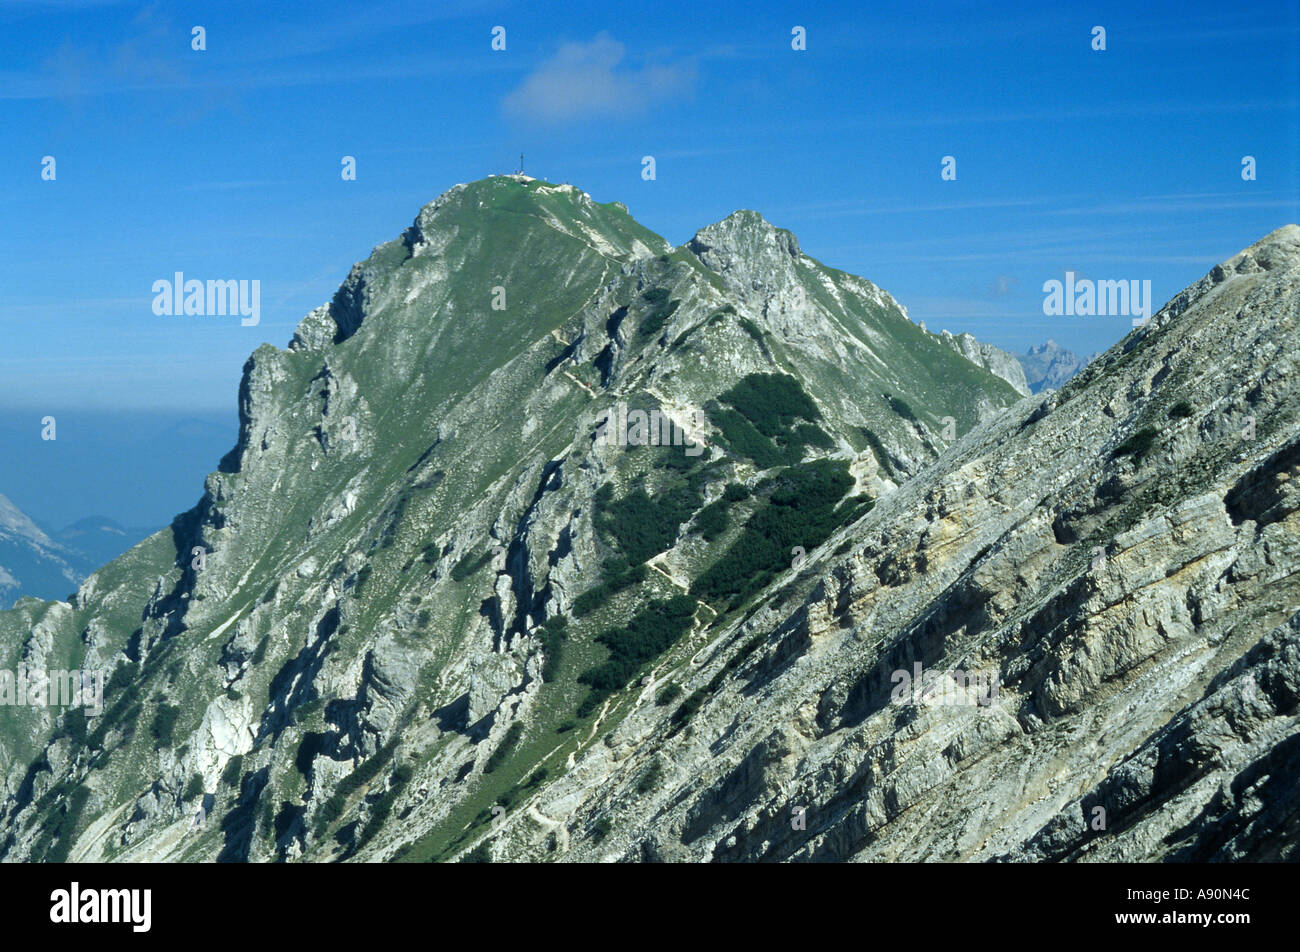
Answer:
[577,596,698,716]
[885,393,918,422]
[637,287,681,341]
[483,723,524,774]
[535,616,569,681]
[313,737,399,836]
[593,448,712,564]
[354,762,414,853]
[671,685,709,730]
[693,499,731,541]
[859,427,897,479]
[572,559,649,617]
[635,758,664,795]
[595,485,686,564]
[33,785,91,863]
[221,755,244,788]
[526,767,548,787]
[654,682,682,706]
[1113,426,1160,462]
[450,549,496,582]
[150,704,181,749]
[693,459,870,610]
[723,482,751,502]
[709,373,833,469]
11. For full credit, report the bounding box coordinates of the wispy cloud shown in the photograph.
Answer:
[776,197,1046,222]
[502,32,695,124]
[1049,192,1300,216]
[1,2,512,101]
[175,180,299,192]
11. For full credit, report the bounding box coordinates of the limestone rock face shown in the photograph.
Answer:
[0,175,1293,865]
[479,225,1300,863]
[938,331,1031,395]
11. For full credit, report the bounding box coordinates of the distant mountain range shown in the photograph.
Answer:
[933,332,1095,396]
[1016,340,1097,392]
[0,493,155,607]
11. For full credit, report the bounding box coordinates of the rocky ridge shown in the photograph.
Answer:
[0,178,1292,864]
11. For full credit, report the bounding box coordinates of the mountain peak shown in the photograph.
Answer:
[0,492,51,546]
[1018,339,1087,392]
[1220,222,1300,275]
[1148,223,1300,333]
[688,209,801,264]
[289,174,670,351]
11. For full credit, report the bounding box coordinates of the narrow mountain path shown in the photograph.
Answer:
[562,369,597,398]
[647,554,717,624]
[582,698,612,744]
[646,557,684,588]
[636,665,666,705]
[207,609,242,641]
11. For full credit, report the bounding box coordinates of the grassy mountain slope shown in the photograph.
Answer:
[0,176,1036,862]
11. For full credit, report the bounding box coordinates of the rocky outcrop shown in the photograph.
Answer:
[0,175,1291,866]
[938,331,1031,395]
[471,225,1300,863]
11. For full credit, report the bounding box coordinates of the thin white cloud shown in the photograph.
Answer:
[1050,196,1300,215]
[777,197,1046,221]
[502,32,695,123]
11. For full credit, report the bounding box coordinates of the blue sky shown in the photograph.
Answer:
[1,0,1297,412]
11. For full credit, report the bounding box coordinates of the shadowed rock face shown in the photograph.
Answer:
[0,178,1294,864]
[502,225,1298,863]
